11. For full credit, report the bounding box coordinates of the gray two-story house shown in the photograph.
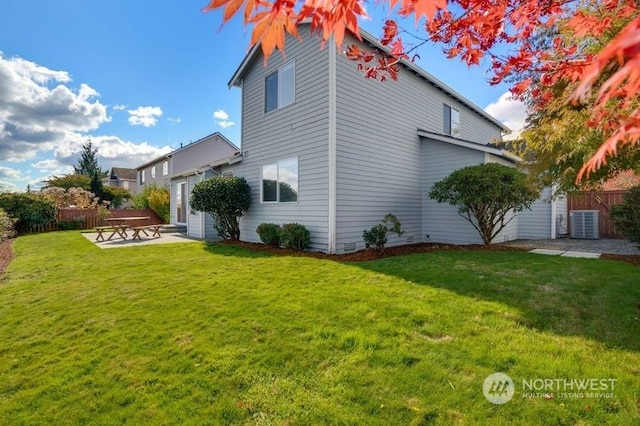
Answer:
[219,26,564,253]
[169,132,240,239]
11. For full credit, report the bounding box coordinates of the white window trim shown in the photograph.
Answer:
[444,104,461,138]
[260,157,299,203]
[265,60,296,113]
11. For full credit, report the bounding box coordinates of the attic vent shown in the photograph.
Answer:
[344,242,356,252]
[570,210,599,239]
[406,235,414,243]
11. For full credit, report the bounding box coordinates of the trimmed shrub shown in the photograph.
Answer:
[0,193,56,234]
[363,213,404,251]
[279,223,310,251]
[429,163,538,244]
[0,209,16,242]
[190,176,251,240]
[610,186,640,247]
[257,223,282,247]
[58,216,86,231]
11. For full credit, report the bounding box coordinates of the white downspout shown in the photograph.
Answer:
[550,185,557,239]
[328,40,337,254]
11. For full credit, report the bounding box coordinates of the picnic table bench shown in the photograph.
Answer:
[131,225,162,240]
[95,216,155,242]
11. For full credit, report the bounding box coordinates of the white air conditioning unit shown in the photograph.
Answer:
[570,210,599,239]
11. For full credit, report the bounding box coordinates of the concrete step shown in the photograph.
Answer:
[158,224,187,234]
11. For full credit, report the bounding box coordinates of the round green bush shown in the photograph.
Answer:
[279,223,310,251]
[256,223,282,246]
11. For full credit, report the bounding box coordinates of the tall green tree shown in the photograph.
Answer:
[74,141,108,178]
[511,3,640,192]
[74,141,108,202]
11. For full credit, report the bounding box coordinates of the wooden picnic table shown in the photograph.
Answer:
[98,216,154,241]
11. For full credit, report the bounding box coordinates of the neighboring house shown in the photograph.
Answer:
[169,133,240,239]
[218,26,564,253]
[136,155,172,190]
[104,167,138,194]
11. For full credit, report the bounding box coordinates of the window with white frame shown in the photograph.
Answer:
[162,161,168,176]
[443,104,461,138]
[261,157,298,203]
[265,60,295,113]
[151,166,156,179]
[140,170,146,184]
[123,180,129,190]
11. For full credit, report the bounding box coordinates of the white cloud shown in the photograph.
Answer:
[213,109,234,129]
[167,117,181,123]
[112,104,127,111]
[128,106,163,127]
[484,92,528,140]
[213,109,229,120]
[0,181,17,193]
[0,53,110,162]
[0,166,20,180]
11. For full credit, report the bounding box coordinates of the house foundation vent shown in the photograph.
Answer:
[344,242,356,252]
[406,235,414,243]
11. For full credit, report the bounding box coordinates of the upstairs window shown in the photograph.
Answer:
[140,170,146,184]
[443,104,461,138]
[265,61,295,113]
[151,166,156,179]
[162,161,169,176]
[261,157,298,203]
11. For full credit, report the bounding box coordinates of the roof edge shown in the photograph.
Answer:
[417,129,521,163]
[227,25,509,132]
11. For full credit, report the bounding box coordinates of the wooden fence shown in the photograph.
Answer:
[567,190,627,239]
[28,208,163,233]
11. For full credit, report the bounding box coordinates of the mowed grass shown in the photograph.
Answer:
[0,232,639,425]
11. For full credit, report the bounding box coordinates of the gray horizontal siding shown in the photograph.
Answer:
[229,33,331,252]
[518,187,568,239]
[171,134,238,176]
[334,45,423,253]
[422,139,485,244]
[187,174,203,239]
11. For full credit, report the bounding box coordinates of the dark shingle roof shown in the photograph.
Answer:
[111,168,137,180]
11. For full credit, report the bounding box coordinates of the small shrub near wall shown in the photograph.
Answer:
[58,216,86,231]
[256,223,281,247]
[279,223,310,251]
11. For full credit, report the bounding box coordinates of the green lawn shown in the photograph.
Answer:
[1,232,639,425]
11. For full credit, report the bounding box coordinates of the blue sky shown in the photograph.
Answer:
[0,0,525,191]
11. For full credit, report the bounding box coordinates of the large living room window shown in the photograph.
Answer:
[261,157,298,203]
[443,104,461,138]
[265,60,295,113]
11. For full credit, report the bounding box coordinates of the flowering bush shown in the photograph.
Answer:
[0,209,16,242]
[41,186,96,209]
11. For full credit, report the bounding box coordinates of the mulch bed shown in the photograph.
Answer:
[217,240,640,266]
[0,238,15,276]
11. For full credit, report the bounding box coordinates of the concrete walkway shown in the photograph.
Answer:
[501,238,640,257]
